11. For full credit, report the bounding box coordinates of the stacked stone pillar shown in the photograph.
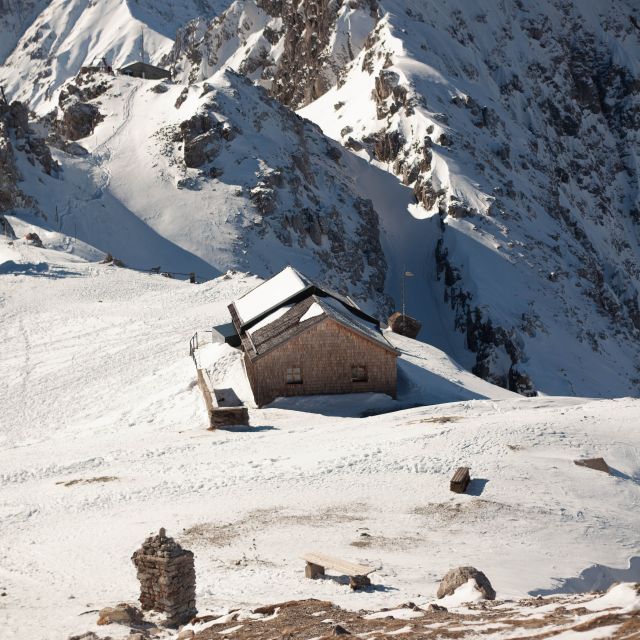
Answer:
[131,528,197,626]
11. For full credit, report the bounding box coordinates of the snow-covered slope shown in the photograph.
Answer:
[0,235,638,639]
[0,0,50,64]
[167,0,640,397]
[0,0,228,110]
[3,0,640,397]
[2,68,407,312]
[298,0,640,397]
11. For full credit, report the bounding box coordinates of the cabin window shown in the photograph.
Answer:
[286,367,302,384]
[351,365,368,382]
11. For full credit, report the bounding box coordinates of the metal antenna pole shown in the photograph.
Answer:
[402,265,407,318]
[402,265,406,332]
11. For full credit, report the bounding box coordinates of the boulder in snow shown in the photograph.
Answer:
[437,566,496,600]
[97,602,143,626]
[25,231,43,247]
[388,312,422,339]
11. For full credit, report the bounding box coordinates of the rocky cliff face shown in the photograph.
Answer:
[159,71,391,311]
[0,95,58,214]
[163,0,378,107]
[2,0,640,396]
[297,0,640,396]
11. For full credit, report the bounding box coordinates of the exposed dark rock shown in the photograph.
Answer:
[447,200,475,219]
[102,253,125,267]
[372,69,408,118]
[269,0,346,108]
[388,312,422,338]
[179,111,234,169]
[373,131,404,162]
[0,96,56,213]
[150,82,169,94]
[58,71,111,105]
[326,145,342,161]
[0,215,16,238]
[345,136,363,151]
[57,99,103,140]
[175,87,189,109]
[332,623,351,635]
[25,231,43,247]
[250,185,278,215]
[97,603,143,626]
[437,566,496,600]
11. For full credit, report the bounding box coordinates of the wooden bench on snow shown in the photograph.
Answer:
[450,466,470,493]
[302,552,376,590]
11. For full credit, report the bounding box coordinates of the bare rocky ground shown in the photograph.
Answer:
[187,593,640,639]
[81,586,640,640]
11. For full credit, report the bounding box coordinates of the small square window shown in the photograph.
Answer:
[351,365,368,382]
[286,367,302,384]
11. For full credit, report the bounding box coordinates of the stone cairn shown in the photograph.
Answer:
[131,528,197,627]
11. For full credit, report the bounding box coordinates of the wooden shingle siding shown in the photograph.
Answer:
[245,317,397,407]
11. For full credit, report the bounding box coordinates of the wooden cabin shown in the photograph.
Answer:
[227,267,398,407]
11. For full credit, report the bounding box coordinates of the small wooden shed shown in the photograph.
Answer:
[119,61,171,80]
[227,267,399,407]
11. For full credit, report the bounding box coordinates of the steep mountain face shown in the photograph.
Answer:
[0,94,58,214]
[0,0,228,110]
[300,0,640,397]
[167,0,640,396]
[0,0,50,63]
[163,0,378,106]
[2,0,640,397]
[7,68,392,312]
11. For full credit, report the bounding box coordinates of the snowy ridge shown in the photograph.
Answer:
[296,0,640,397]
[0,0,228,110]
[4,68,398,313]
[157,0,640,395]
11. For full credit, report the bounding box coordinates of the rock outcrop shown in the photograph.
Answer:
[164,0,379,108]
[0,94,57,213]
[97,603,143,626]
[54,71,109,140]
[56,99,102,141]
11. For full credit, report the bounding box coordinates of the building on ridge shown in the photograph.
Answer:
[225,266,399,407]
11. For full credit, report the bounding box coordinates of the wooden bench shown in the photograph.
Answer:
[450,466,470,493]
[302,552,376,590]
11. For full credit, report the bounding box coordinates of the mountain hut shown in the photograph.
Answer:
[226,267,399,407]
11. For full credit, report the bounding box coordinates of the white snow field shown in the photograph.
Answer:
[1,233,639,639]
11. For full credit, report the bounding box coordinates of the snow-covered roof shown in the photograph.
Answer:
[241,294,397,360]
[247,305,292,335]
[233,266,310,326]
